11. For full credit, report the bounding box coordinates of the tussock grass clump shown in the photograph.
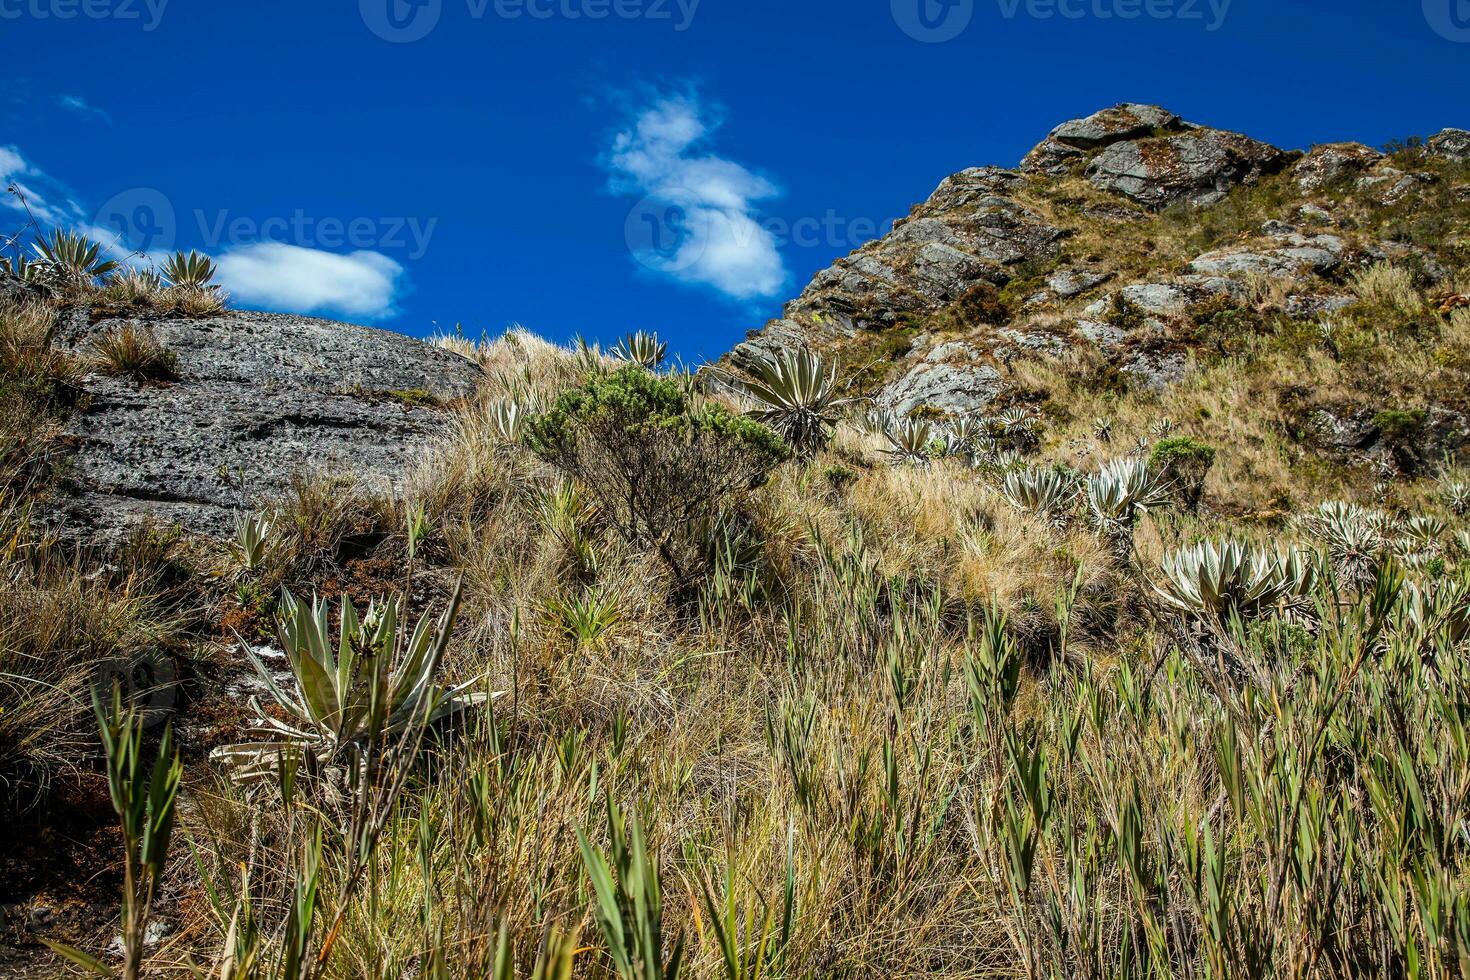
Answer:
[0,516,168,813]
[91,323,180,382]
[1352,261,1426,316]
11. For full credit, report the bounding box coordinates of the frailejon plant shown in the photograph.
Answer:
[230,511,274,575]
[1297,500,1395,589]
[1085,456,1170,562]
[160,249,219,290]
[989,408,1039,452]
[1443,480,1470,517]
[31,228,118,285]
[609,330,668,369]
[946,415,987,456]
[881,415,937,466]
[1155,538,1318,625]
[211,579,493,786]
[1000,467,1078,529]
[725,346,858,458]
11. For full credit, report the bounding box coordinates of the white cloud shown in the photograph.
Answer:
[0,141,409,323]
[216,243,406,320]
[605,93,786,302]
[0,144,83,228]
[58,95,113,125]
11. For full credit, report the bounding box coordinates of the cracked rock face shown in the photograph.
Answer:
[49,311,483,542]
[878,343,1003,416]
[1022,103,1182,175]
[1086,130,1290,209]
[1428,128,1470,162]
[1293,142,1384,191]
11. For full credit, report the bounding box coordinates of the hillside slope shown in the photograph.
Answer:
[2,105,1470,979]
[728,104,1470,505]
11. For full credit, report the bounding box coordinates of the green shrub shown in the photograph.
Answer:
[1373,408,1427,442]
[1150,436,1217,512]
[526,366,788,585]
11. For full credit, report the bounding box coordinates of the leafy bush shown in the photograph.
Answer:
[1150,436,1216,512]
[1374,408,1429,472]
[525,366,788,584]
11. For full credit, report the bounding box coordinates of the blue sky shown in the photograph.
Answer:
[2,0,1467,361]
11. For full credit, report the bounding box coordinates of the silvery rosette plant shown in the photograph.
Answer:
[212,580,493,787]
[727,347,858,458]
[1156,539,1318,625]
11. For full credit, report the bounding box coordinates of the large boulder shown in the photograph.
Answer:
[49,311,483,542]
[730,166,1061,367]
[1293,142,1384,191]
[1186,230,1347,279]
[1427,128,1470,163]
[1086,130,1290,209]
[1022,103,1182,175]
[878,342,1003,416]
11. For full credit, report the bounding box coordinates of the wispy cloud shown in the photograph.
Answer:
[0,144,84,228]
[215,243,406,321]
[604,91,786,302]
[58,95,112,125]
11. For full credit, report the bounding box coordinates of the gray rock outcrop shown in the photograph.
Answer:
[1085,130,1291,209]
[1428,128,1470,162]
[49,311,483,541]
[1022,103,1182,175]
[1293,142,1384,191]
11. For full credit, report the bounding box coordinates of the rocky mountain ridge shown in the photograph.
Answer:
[728,103,1470,431]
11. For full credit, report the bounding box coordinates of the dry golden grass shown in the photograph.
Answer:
[91,322,179,382]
